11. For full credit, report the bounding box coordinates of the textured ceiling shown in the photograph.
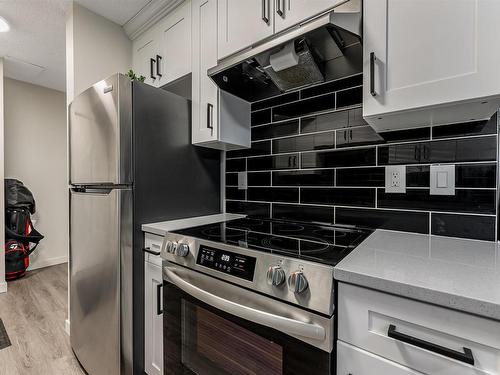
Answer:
[0,0,149,92]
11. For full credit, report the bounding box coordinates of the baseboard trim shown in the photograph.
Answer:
[65,319,70,336]
[0,282,7,294]
[28,256,68,271]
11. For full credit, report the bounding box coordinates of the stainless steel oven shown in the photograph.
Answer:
[160,217,371,375]
[163,263,334,375]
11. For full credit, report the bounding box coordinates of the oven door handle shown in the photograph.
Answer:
[164,267,326,341]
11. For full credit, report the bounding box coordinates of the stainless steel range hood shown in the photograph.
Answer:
[208,0,362,103]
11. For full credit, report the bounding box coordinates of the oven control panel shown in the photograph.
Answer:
[196,245,256,281]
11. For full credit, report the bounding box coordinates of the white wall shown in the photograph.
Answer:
[0,58,5,293]
[4,78,67,270]
[66,2,132,103]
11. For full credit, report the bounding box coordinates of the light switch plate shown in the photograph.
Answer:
[430,164,455,195]
[237,172,247,190]
[385,165,406,193]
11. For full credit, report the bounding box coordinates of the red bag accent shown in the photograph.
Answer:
[5,240,29,281]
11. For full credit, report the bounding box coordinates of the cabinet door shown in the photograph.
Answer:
[192,0,219,144]
[218,0,274,59]
[133,35,159,87]
[144,262,163,375]
[363,0,500,121]
[158,1,192,86]
[274,0,344,33]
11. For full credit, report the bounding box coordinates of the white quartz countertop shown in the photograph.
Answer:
[142,213,245,236]
[334,230,500,320]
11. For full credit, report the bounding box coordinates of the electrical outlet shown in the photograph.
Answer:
[237,172,247,190]
[385,165,406,193]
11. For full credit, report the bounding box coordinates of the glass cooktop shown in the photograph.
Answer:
[172,217,372,266]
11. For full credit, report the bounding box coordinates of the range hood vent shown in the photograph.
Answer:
[208,0,362,103]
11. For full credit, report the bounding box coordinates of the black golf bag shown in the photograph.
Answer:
[4,179,44,280]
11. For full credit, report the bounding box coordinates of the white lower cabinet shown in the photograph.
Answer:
[337,341,423,375]
[338,283,500,375]
[144,234,164,375]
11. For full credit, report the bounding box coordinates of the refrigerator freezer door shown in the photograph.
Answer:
[70,187,133,375]
[69,74,132,185]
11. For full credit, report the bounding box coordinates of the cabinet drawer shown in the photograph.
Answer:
[338,283,500,375]
[337,341,423,375]
[144,233,163,266]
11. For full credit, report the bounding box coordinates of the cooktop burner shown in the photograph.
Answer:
[172,217,372,266]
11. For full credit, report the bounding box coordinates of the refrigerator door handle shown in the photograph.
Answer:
[71,187,113,195]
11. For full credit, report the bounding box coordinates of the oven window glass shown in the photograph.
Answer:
[181,300,283,375]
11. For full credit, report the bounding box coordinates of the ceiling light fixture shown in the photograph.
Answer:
[0,16,10,32]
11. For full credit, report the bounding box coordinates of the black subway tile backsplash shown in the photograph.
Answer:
[248,172,271,186]
[247,154,299,171]
[225,187,245,200]
[226,158,246,172]
[273,204,334,224]
[301,74,363,99]
[301,111,349,133]
[248,187,299,203]
[273,170,334,186]
[336,207,430,234]
[273,93,335,121]
[227,140,271,158]
[301,188,375,207]
[226,201,270,218]
[251,108,271,126]
[336,167,385,187]
[336,126,384,148]
[225,76,498,241]
[302,148,376,168]
[251,120,299,141]
[336,86,363,108]
[378,136,497,165]
[273,132,335,153]
[432,113,497,139]
[431,213,496,241]
[252,92,300,112]
[377,188,496,215]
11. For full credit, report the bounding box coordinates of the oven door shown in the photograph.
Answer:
[163,263,334,375]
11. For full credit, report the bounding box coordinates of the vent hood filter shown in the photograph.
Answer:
[263,39,324,92]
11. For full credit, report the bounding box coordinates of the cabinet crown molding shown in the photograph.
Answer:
[124,0,185,40]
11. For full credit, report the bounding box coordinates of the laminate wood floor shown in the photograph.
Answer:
[0,264,85,375]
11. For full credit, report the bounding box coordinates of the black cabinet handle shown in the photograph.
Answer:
[207,103,214,130]
[370,52,376,96]
[142,247,160,256]
[388,325,474,365]
[156,55,162,77]
[261,0,269,23]
[276,0,284,17]
[150,58,156,80]
[156,284,163,315]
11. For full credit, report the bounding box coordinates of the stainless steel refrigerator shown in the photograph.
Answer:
[69,74,220,375]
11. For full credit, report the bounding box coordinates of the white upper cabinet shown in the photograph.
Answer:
[274,0,345,33]
[158,1,192,84]
[192,0,251,149]
[132,1,192,88]
[363,0,500,132]
[133,35,160,86]
[192,0,219,144]
[217,0,274,59]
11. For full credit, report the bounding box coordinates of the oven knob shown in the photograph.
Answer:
[175,243,190,257]
[288,271,308,294]
[267,265,286,286]
[165,241,177,254]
